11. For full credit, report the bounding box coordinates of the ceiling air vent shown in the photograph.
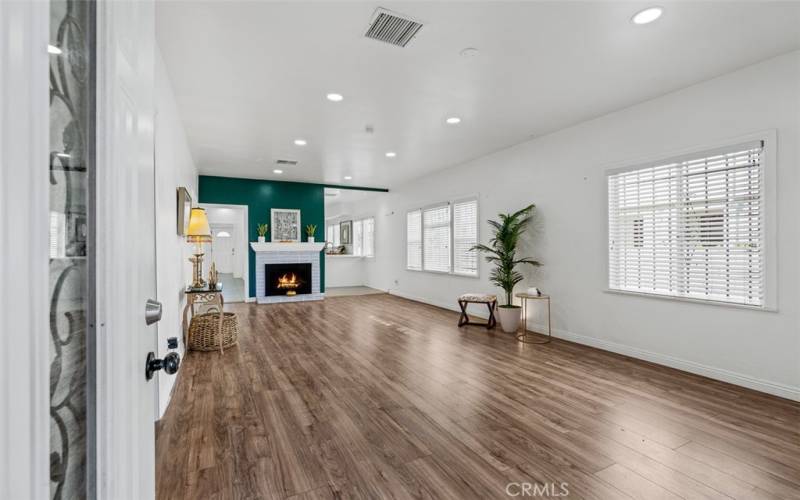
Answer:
[364,8,423,48]
[275,159,298,166]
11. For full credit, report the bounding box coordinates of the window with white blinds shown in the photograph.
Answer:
[353,219,363,256]
[453,199,478,276]
[327,223,340,247]
[423,205,451,272]
[406,197,479,276]
[407,210,422,270]
[608,141,765,306]
[351,217,374,256]
[363,218,375,257]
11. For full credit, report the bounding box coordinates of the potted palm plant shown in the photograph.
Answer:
[472,204,540,333]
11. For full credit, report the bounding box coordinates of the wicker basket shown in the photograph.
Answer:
[188,311,239,351]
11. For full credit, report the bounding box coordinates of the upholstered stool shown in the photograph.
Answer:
[457,293,497,329]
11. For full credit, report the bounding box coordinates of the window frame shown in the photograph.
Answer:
[362,217,375,258]
[406,209,423,270]
[451,197,480,277]
[604,130,777,311]
[405,196,480,278]
[326,222,341,247]
[421,202,452,273]
[351,216,375,257]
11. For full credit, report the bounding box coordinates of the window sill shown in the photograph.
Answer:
[406,268,480,279]
[604,288,777,312]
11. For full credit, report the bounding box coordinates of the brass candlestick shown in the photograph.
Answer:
[189,253,206,289]
[207,262,218,289]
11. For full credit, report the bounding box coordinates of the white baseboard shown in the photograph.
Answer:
[245,296,256,303]
[389,289,493,318]
[545,324,800,402]
[388,289,800,402]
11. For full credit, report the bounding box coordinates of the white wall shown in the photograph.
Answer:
[154,46,198,417]
[356,51,800,400]
[325,255,366,287]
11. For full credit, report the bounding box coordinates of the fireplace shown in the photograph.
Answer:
[252,242,324,304]
[265,263,312,297]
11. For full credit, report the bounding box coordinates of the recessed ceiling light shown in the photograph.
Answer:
[48,44,62,55]
[326,93,344,102]
[460,47,479,57]
[294,139,307,146]
[55,153,70,158]
[385,152,396,158]
[631,6,663,25]
[273,169,283,174]
[344,176,352,180]
[446,117,461,125]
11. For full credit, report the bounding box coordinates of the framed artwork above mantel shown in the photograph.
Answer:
[271,208,301,242]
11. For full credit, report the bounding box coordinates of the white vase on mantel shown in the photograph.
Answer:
[307,237,315,243]
[257,236,265,243]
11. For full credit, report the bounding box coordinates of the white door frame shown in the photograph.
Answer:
[200,203,250,299]
[0,2,51,498]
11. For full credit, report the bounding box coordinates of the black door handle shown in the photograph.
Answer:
[145,351,180,380]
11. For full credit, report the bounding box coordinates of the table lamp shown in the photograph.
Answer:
[186,207,212,289]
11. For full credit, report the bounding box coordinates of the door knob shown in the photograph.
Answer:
[145,351,180,380]
[145,299,162,325]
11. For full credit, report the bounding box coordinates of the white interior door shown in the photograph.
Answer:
[211,224,235,273]
[95,1,158,499]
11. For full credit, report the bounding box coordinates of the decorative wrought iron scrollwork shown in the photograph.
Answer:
[49,1,92,498]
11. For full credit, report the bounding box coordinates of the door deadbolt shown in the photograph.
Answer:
[145,299,163,325]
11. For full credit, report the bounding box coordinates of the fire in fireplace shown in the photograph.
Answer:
[265,263,312,296]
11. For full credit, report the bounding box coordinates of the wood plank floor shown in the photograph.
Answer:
[155,294,800,500]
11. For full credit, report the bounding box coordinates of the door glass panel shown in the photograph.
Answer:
[49,0,93,498]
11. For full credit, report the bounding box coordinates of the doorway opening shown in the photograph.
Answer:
[200,204,249,303]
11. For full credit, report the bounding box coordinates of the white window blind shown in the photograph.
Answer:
[423,204,451,272]
[453,199,478,276]
[353,219,364,256]
[363,217,375,257]
[608,141,764,306]
[406,210,422,270]
[328,223,340,247]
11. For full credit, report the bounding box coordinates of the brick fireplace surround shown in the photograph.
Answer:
[250,242,326,304]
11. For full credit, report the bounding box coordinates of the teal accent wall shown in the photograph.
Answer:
[198,175,325,297]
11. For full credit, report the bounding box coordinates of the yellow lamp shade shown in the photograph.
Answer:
[186,207,212,243]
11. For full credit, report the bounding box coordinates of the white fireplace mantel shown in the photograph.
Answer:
[252,241,325,304]
[250,242,326,253]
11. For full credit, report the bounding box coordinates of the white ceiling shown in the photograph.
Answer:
[156,1,800,189]
[324,187,383,206]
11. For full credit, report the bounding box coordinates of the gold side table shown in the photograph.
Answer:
[515,293,551,344]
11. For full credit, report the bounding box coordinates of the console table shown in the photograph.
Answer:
[183,283,225,353]
[515,292,552,344]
